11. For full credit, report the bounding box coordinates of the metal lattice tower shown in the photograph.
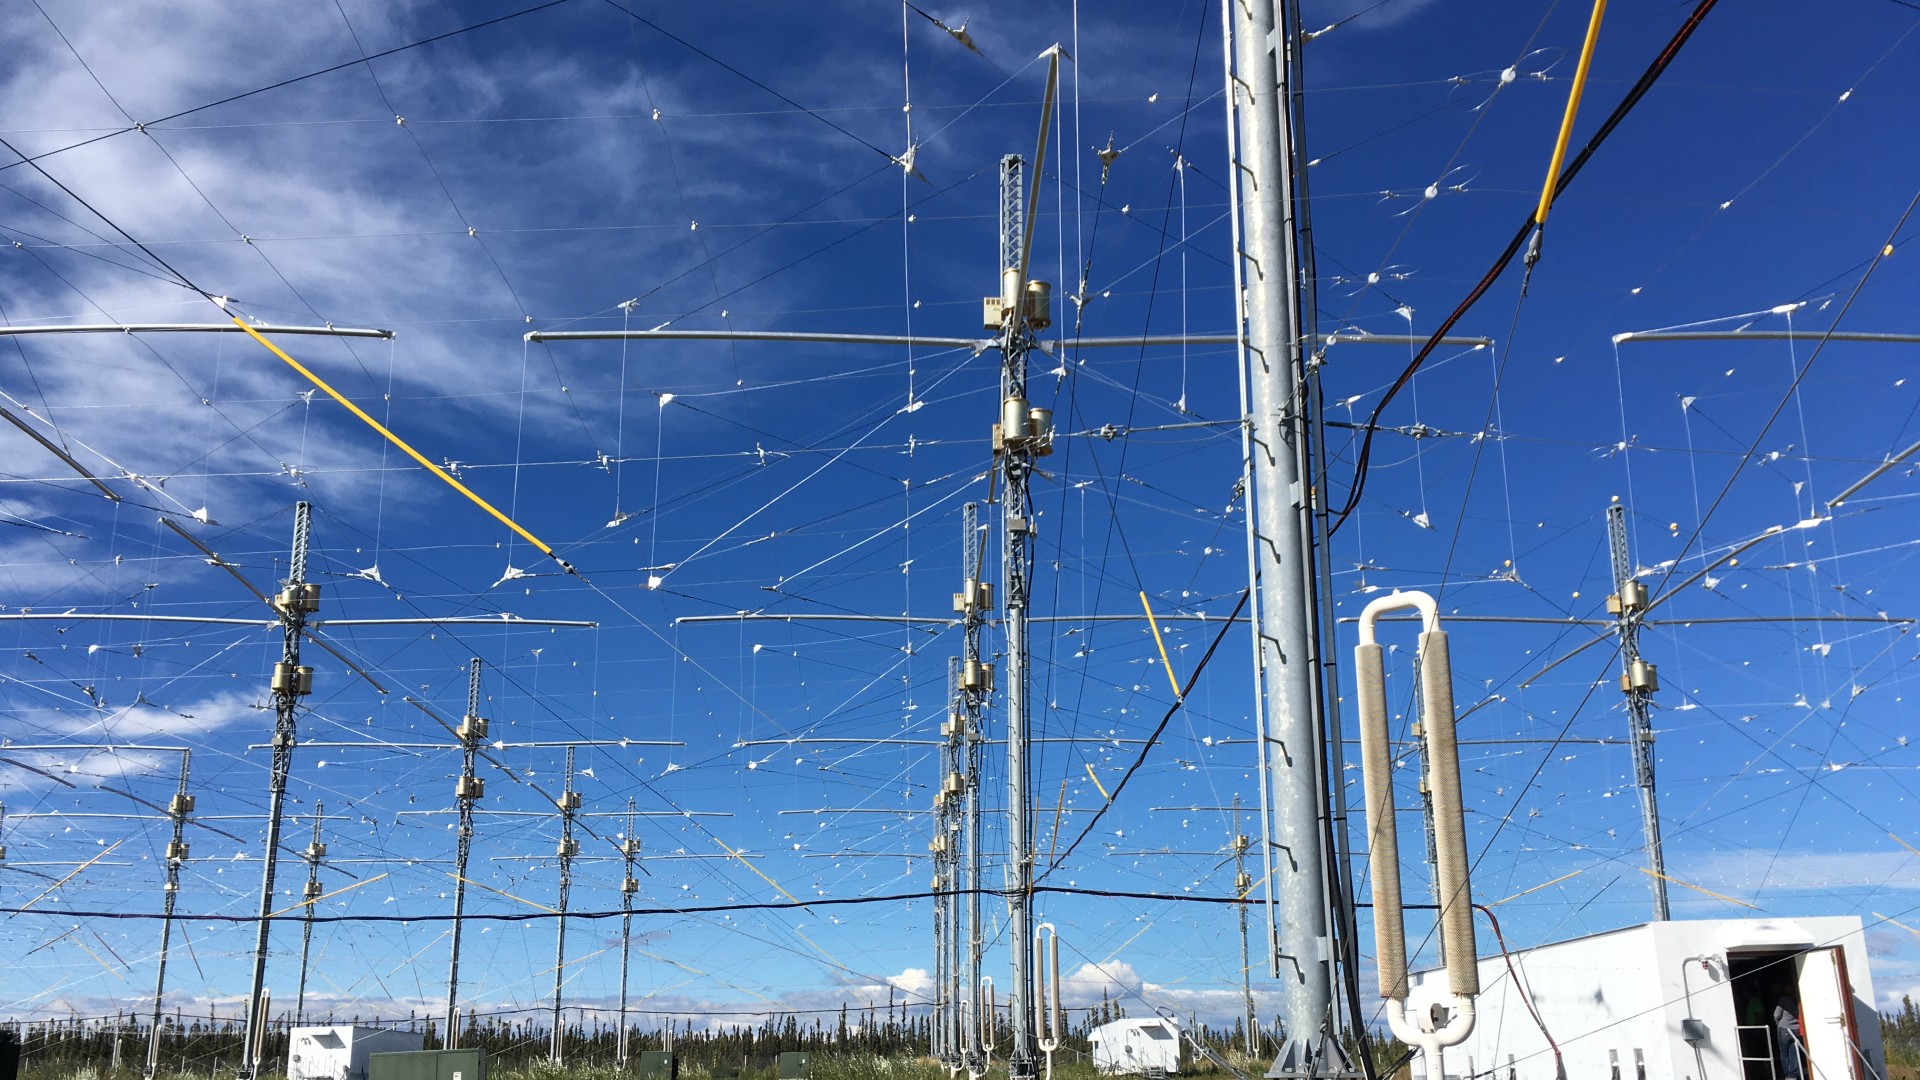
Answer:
[240,501,316,1080]
[1232,797,1257,1055]
[934,657,956,1065]
[294,804,326,1024]
[446,658,487,1043]
[1607,503,1670,920]
[550,745,580,1064]
[145,752,192,1079]
[616,798,641,1068]
[999,156,1023,275]
[995,150,1041,1080]
[960,508,988,1073]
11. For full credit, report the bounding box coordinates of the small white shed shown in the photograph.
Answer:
[1404,916,1882,1080]
[1089,1017,1184,1075]
[287,1026,424,1080]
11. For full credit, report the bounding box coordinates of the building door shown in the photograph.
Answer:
[1795,947,1860,1080]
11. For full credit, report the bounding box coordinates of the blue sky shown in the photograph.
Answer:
[3,0,1920,1039]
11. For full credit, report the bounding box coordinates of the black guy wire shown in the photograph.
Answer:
[1329,0,1722,535]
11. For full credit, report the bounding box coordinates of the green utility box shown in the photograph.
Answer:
[368,1048,488,1080]
[638,1051,678,1080]
[777,1052,810,1080]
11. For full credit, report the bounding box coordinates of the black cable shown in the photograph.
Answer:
[1329,0,1722,534]
[1045,587,1251,872]
[598,0,895,163]
[3,882,1434,925]
[0,0,579,177]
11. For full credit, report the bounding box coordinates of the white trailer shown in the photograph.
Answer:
[287,1026,425,1080]
[1089,1017,1184,1075]
[1404,917,1882,1080]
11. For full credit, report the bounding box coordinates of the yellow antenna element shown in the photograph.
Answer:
[1085,762,1111,802]
[1639,866,1758,910]
[1535,0,1609,226]
[1891,831,1920,858]
[445,871,557,913]
[713,836,805,907]
[270,872,390,918]
[1139,591,1183,699]
[231,318,575,574]
[72,936,127,980]
[10,838,125,917]
[1874,912,1920,940]
[1488,868,1584,908]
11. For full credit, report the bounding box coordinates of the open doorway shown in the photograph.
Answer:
[1728,950,1802,1080]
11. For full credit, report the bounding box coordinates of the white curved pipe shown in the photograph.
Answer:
[1360,589,1476,1080]
[1386,998,1477,1080]
[1358,590,1439,645]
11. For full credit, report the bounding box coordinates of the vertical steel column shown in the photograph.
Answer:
[1233,797,1257,1056]
[995,151,1040,1080]
[935,657,957,1065]
[960,505,987,1073]
[146,752,192,1079]
[1229,1,1333,1071]
[617,798,640,1067]
[1607,504,1670,919]
[240,501,315,1080]
[293,805,325,1024]
[446,658,485,1041]
[550,746,579,1064]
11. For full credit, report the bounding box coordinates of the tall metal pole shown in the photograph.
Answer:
[617,798,640,1068]
[1229,3,1334,1071]
[146,753,193,1079]
[550,745,579,1065]
[240,501,316,1080]
[1233,797,1257,1056]
[960,502,988,1074]
[934,657,958,1066]
[1606,504,1670,920]
[994,148,1045,1080]
[294,804,326,1024]
[447,659,486,1043]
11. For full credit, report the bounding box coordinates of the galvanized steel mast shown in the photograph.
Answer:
[240,501,317,1080]
[146,752,193,1079]
[1607,503,1670,920]
[446,658,488,1042]
[1228,1,1337,1071]
[293,805,326,1024]
[551,745,580,1064]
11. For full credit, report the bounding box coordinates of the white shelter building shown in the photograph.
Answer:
[286,1026,425,1080]
[1088,1016,1184,1075]
[1404,917,1882,1080]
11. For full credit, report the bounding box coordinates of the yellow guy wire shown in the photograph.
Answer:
[230,318,575,574]
[9,838,125,918]
[1874,912,1920,940]
[1640,866,1759,910]
[1488,868,1584,908]
[1535,0,1610,227]
[1084,762,1111,801]
[713,836,805,907]
[1139,591,1183,700]
[269,872,391,918]
[444,871,557,913]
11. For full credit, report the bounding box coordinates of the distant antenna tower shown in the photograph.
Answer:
[550,745,581,1065]
[616,798,642,1069]
[294,804,327,1024]
[447,658,489,1041]
[1607,503,1670,919]
[146,754,193,1079]
[241,501,319,1080]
